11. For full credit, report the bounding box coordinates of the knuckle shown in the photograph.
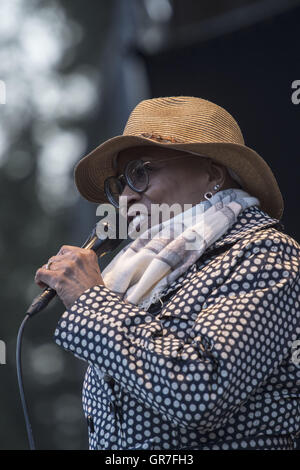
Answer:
[61,266,68,276]
[63,260,75,275]
[35,268,42,278]
[61,265,70,276]
[59,245,69,255]
[53,273,63,290]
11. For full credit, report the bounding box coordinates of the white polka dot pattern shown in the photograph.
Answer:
[54,206,300,450]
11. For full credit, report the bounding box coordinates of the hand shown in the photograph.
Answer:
[35,245,104,309]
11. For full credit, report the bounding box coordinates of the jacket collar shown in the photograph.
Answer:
[155,205,282,304]
[204,205,281,254]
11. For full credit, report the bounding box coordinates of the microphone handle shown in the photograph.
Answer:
[26,226,119,316]
[27,286,57,316]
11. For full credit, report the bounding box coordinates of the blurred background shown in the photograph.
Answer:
[0,0,299,450]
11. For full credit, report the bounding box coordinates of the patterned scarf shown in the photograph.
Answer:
[102,188,259,310]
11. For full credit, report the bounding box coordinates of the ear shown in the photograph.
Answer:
[207,161,227,187]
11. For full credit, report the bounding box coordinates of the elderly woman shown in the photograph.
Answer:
[35,97,300,450]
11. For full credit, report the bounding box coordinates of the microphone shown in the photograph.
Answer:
[26,218,121,317]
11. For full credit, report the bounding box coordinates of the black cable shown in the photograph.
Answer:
[16,220,121,450]
[16,314,36,450]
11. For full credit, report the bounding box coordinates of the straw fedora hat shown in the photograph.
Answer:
[74,96,283,219]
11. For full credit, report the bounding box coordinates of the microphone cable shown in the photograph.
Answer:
[16,219,121,449]
[16,314,36,450]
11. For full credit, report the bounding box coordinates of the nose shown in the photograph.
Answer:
[120,184,142,206]
[119,185,143,218]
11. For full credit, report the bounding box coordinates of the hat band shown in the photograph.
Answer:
[138,132,244,187]
[138,133,185,144]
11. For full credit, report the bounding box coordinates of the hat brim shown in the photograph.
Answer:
[74,135,284,220]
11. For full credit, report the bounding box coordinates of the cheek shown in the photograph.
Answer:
[146,174,180,204]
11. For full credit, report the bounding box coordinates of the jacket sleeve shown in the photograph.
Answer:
[53,235,300,432]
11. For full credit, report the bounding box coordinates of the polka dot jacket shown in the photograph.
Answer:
[54,206,300,450]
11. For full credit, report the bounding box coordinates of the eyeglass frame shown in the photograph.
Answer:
[104,152,211,208]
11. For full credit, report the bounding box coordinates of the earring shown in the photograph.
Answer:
[204,183,221,200]
[204,192,213,200]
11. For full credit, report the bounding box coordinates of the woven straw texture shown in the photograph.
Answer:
[74,96,283,219]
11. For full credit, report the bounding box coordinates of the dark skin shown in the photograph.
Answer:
[117,146,238,210]
[35,146,241,308]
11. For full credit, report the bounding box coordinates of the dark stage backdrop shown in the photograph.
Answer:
[141,6,300,242]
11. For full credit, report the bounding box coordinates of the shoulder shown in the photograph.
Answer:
[237,225,300,256]
[207,210,300,273]
[221,228,300,285]
[205,205,299,264]
[226,205,300,257]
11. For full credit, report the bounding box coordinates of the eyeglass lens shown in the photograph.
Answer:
[105,160,149,206]
[126,160,149,191]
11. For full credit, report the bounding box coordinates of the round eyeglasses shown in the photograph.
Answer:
[104,159,151,208]
[104,153,211,208]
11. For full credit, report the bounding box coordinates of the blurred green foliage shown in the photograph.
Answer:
[0,0,115,450]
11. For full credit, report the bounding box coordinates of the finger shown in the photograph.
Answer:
[56,247,98,267]
[37,281,48,289]
[35,266,60,290]
[36,271,48,289]
[57,245,79,256]
[58,245,96,259]
[47,253,71,267]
